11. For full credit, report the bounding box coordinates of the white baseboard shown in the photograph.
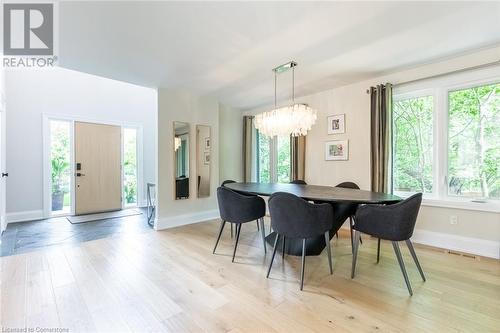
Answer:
[155,209,219,230]
[6,210,44,223]
[411,229,500,259]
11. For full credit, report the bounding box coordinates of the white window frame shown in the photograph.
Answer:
[256,133,290,184]
[393,66,500,213]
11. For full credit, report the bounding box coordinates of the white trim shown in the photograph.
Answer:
[155,209,219,231]
[411,229,500,260]
[422,198,500,213]
[42,113,144,217]
[6,210,44,223]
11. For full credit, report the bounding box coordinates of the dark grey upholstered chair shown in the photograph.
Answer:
[351,193,426,296]
[214,187,267,262]
[290,179,307,185]
[334,182,361,247]
[267,192,334,290]
[221,179,260,236]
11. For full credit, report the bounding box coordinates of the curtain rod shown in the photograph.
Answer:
[366,59,500,94]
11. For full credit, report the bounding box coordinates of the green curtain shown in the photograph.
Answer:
[370,83,393,193]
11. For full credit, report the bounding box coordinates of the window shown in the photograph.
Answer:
[50,120,71,214]
[448,83,499,199]
[393,95,434,194]
[393,70,500,208]
[257,131,271,183]
[277,136,291,183]
[256,131,291,183]
[123,128,138,206]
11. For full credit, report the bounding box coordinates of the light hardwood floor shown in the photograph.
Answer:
[1,219,499,333]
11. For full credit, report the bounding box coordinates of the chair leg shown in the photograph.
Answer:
[392,241,413,296]
[282,236,286,260]
[325,231,333,275]
[351,230,360,279]
[300,238,306,291]
[230,223,233,238]
[377,238,381,263]
[349,218,354,253]
[232,224,242,263]
[213,220,226,254]
[267,233,280,278]
[406,240,426,282]
[335,232,339,239]
[256,220,260,231]
[259,218,267,254]
[349,216,362,245]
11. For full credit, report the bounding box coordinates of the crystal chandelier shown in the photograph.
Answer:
[254,61,317,137]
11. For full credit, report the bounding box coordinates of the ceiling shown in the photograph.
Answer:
[58,1,500,110]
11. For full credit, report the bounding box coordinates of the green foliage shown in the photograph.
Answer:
[393,83,499,200]
[258,132,270,182]
[123,129,137,204]
[448,83,499,199]
[277,136,290,183]
[257,132,291,183]
[51,123,70,194]
[393,96,434,193]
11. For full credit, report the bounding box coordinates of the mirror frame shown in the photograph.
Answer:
[173,121,190,200]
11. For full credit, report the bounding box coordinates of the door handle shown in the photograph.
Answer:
[76,173,85,177]
[1,172,8,177]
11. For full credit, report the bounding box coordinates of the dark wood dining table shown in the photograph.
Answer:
[225,182,401,256]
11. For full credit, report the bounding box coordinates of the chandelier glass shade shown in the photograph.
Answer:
[174,136,181,151]
[254,103,317,137]
[254,61,317,137]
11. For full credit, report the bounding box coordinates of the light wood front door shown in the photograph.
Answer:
[75,122,122,215]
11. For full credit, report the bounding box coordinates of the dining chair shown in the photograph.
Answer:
[221,179,260,236]
[351,193,426,296]
[334,182,361,247]
[214,187,267,262]
[267,192,333,290]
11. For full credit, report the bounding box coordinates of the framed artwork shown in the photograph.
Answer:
[327,114,345,134]
[325,140,348,161]
[204,137,210,150]
[204,152,210,165]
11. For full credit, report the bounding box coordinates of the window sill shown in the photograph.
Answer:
[421,198,500,213]
[395,192,500,213]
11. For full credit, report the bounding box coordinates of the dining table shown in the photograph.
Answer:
[225,182,402,256]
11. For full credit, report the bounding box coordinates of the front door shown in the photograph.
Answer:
[75,121,121,215]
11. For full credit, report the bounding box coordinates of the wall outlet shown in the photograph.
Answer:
[449,215,458,225]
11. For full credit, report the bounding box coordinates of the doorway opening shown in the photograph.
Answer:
[45,116,142,218]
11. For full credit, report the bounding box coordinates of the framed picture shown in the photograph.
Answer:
[204,137,210,150]
[204,152,210,165]
[325,140,348,161]
[327,114,345,134]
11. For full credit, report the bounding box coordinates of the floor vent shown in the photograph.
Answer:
[447,250,478,260]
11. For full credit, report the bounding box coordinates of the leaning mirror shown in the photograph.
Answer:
[174,122,190,200]
[196,125,211,198]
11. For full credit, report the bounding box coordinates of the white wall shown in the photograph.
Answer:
[219,104,243,182]
[246,46,500,258]
[156,90,220,229]
[5,67,157,221]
